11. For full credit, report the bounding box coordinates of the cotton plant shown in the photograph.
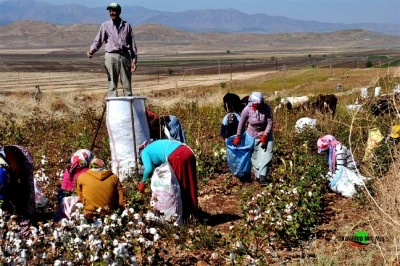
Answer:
[0,203,172,265]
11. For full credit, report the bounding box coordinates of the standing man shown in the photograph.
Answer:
[87,2,138,97]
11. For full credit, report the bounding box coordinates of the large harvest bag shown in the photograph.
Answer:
[150,161,183,224]
[329,166,366,198]
[226,133,254,179]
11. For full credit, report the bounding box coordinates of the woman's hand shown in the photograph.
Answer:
[138,182,145,193]
[260,134,268,148]
[233,135,241,146]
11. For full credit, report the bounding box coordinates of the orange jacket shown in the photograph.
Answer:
[76,169,126,215]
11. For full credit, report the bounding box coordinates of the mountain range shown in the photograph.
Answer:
[0,0,399,35]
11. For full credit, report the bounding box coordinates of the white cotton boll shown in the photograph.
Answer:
[113,239,119,246]
[308,191,312,197]
[236,241,244,249]
[149,228,157,235]
[287,215,293,221]
[26,239,34,247]
[113,247,120,256]
[145,240,153,248]
[53,230,59,240]
[211,252,218,260]
[74,237,82,245]
[54,260,62,266]
[138,237,145,243]
[133,213,141,220]
[133,229,141,237]
[103,252,111,261]
[292,188,298,194]
[20,249,27,258]
[229,225,235,230]
[153,234,160,242]
[111,214,118,221]
[229,252,236,260]
[121,209,128,217]
[147,256,154,264]
[130,256,138,264]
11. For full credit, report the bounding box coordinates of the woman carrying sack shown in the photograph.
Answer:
[233,91,274,185]
[138,139,198,220]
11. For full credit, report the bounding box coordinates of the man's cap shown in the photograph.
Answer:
[390,125,400,139]
[107,2,121,11]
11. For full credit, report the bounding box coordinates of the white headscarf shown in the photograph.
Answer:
[249,92,263,104]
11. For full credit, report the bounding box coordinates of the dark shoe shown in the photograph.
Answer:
[239,175,252,184]
[258,177,270,186]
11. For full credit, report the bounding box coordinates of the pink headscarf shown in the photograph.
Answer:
[317,135,340,173]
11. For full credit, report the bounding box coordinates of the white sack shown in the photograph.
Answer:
[106,96,150,181]
[150,161,183,225]
[295,117,317,133]
[329,166,366,198]
[346,104,363,111]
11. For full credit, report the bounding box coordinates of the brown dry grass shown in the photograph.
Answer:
[2,67,399,120]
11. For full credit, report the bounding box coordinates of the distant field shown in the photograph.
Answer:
[0,49,399,101]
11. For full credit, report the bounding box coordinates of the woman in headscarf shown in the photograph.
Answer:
[137,139,199,221]
[233,91,274,185]
[76,158,126,220]
[146,109,187,143]
[0,145,35,235]
[317,135,359,175]
[57,149,95,204]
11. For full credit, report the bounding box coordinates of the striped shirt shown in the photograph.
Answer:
[90,19,137,63]
[336,144,358,170]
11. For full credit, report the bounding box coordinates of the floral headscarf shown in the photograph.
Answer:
[89,158,105,171]
[70,149,94,173]
[317,135,340,173]
[137,139,154,157]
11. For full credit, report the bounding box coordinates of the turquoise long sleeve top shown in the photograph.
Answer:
[140,139,182,182]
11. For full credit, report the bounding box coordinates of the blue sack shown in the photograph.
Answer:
[226,133,254,180]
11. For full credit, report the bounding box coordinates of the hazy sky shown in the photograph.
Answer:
[13,0,400,24]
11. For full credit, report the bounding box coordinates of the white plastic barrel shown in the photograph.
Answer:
[374,87,381,97]
[361,87,368,99]
[106,96,150,181]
